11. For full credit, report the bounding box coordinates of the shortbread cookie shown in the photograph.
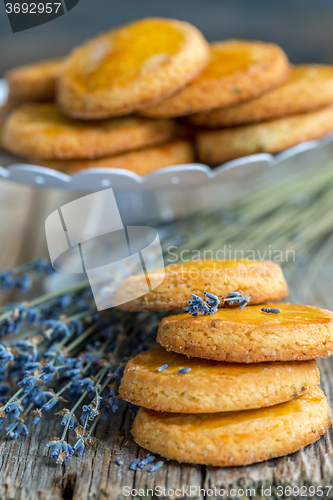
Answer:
[132,388,331,466]
[6,58,63,105]
[120,346,319,413]
[157,303,333,363]
[2,103,177,160]
[116,259,288,311]
[196,106,333,165]
[190,65,333,127]
[57,18,210,119]
[33,140,194,176]
[0,104,13,151]
[0,122,3,151]
[141,40,290,118]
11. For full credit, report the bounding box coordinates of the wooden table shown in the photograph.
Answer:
[0,179,332,500]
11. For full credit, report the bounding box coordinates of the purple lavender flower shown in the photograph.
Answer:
[58,409,77,430]
[130,459,139,471]
[46,438,74,463]
[22,362,40,376]
[79,377,96,392]
[185,294,210,317]
[203,291,220,314]
[30,409,42,424]
[0,411,6,429]
[6,418,28,439]
[73,424,97,456]
[224,292,249,309]
[0,271,15,292]
[74,437,85,455]
[18,373,40,393]
[80,395,102,426]
[15,274,32,294]
[0,385,11,405]
[0,345,15,369]
[6,400,24,419]
[40,363,57,384]
[13,339,38,362]
[42,389,67,411]
[44,320,71,341]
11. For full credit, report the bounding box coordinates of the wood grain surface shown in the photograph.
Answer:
[0,180,332,500]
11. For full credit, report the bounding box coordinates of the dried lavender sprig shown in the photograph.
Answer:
[4,258,52,277]
[28,318,112,416]
[1,308,154,455]
[46,437,74,463]
[261,307,281,314]
[78,328,131,429]
[0,258,54,294]
[0,316,107,429]
[149,461,164,472]
[139,455,155,469]
[5,401,33,439]
[178,368,191,374]
[0,278,91,331]
[185,293,210,317]
[130,459,139,471]
[44,323,117,411]
[185,291,220,316]
[223,292,249,309]
[57,317,154,460]
[54,363,110,445]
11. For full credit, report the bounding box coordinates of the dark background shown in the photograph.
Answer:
[1,0,333,75]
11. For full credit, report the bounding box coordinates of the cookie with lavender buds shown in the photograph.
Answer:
[132,388,331,466]
[116,259,288,312]
[119,346,319,413]
[157,303,333,362]
[141,40,290,118]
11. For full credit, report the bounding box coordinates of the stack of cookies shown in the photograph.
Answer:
[1,18,208,175]
[118,260,333,466]
[142,46,333,165]
[2,17,333,174]
[190,65,333,165]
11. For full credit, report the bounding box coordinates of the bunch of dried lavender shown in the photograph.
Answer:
[0,259,160,464]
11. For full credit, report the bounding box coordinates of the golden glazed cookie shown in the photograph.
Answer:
[5,58,63,105]
[190,65,333,127]
[132,388,331,466]
[141,40,290,118]
[0,122,3,151]
[157,303,333,363]
[57,18,210,119]
[119,346,319,413]
[33,140,194,176]
[0,104,13,151]
[196,106,333,165]
[2,103,177,160]
[116,259,288,311]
